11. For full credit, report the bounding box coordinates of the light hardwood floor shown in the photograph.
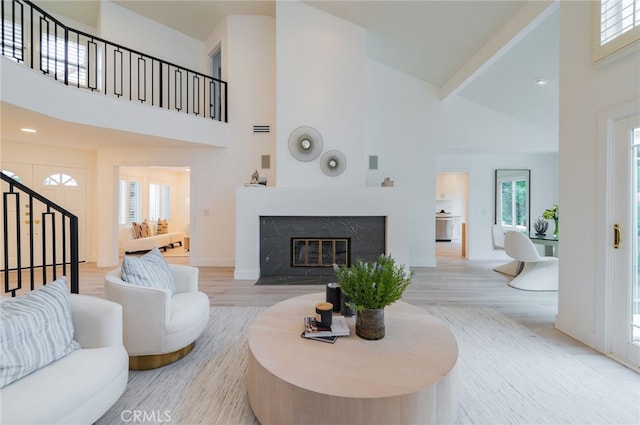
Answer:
[19,243,639,390]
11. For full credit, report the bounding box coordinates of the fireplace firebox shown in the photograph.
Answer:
[292,238,349,268]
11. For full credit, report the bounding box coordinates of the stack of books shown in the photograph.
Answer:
[301,316,350,343]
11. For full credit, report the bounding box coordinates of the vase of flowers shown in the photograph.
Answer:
[333,254,413,340]
[542,204,559,238]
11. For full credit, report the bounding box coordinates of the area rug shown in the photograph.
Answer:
[96,306,639,425]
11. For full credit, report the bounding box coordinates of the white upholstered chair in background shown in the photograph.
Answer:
[504,230,558,291]
[105,263,210,369]
[492,224,521,277]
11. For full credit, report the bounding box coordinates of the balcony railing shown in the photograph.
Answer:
[1,0,227,122]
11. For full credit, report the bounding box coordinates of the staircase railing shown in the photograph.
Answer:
[1,0,227,122]
[1,172,79,296]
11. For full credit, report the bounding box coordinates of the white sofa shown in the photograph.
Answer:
[0,294,129,425]
[119,224,184,254]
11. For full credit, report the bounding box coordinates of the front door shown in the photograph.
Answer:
[32,165,87,263]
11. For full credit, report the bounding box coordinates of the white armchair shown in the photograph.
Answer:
[492,224,521,276]
[104,264,210,370]
[504,231,558,291]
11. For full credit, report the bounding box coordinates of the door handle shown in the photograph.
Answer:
[614,224,621,249]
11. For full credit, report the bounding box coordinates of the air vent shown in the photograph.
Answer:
[253,125,271,133]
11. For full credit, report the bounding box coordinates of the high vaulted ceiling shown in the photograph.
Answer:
[26,0,559,145]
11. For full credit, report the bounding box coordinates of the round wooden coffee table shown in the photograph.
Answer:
[247,293,459,425]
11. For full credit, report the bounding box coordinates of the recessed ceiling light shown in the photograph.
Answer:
[534,78,549,86]
[20,128,37,133]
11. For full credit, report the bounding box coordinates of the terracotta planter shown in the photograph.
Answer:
[356,308,385,340]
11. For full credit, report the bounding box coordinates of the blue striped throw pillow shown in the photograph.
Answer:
[0,277,81,388]
[121,246,176,295]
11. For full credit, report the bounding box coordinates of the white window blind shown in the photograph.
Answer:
[149,183,160,221]
[594,0,640,63]
[149,183,171,221]
[161,185,171,219]
[120,180,141,224]
[2,20,23,60]
[601,0,640,44]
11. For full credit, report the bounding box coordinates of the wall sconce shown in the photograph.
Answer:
[288,126,323,161]
[320,150,346,176]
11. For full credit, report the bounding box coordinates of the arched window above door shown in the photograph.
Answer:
[44,173,77,186]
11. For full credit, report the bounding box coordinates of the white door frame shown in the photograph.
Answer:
[597,99,640,367]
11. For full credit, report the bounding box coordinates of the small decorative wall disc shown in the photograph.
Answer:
[320,150,346,176]
[288,126,323,162]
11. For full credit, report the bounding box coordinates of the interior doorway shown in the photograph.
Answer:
[118,166,191,258]
[435,172,469,258]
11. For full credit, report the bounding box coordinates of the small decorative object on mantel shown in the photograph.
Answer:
[542,204,559,238]
[381,177,394,187]
[333,254,413,340]
[244,170,267,187]
[533,217,549,235]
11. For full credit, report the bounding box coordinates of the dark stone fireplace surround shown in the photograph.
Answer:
[257,216,386,285]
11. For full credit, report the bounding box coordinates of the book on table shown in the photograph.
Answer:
[302,316,350,338]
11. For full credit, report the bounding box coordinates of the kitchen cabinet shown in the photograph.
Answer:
[436,174,456,200]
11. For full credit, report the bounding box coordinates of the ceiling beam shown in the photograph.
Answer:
[439,0,559,101]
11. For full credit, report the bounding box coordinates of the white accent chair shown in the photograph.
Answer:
[504,230,559,291]
[492,225,521,276]
[104,264,210,369]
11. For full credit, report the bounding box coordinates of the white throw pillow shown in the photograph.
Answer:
[0,277,81,388]
[121,246,176,295]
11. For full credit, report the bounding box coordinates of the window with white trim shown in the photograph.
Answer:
[43,173,77,186]
[498,177,528,229]
[41,32,88,86]
[119,179,141,224]
[594,0,640,63]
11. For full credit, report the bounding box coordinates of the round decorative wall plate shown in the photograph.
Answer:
[288,126,323,162]
[320,150,346,176]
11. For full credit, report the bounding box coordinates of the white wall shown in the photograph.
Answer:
[364,59,436,266]
[556,2,640,351]
[99,0,206,73]
[276,1,366,187]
